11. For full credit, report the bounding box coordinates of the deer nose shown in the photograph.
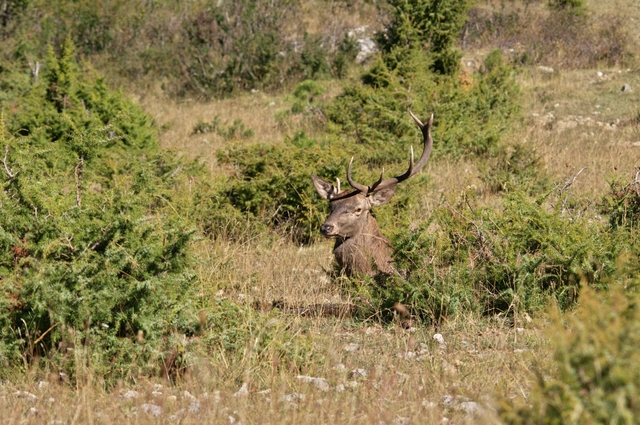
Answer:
[320,224,334,235]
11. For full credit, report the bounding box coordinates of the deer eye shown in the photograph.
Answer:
[354,208,363,214]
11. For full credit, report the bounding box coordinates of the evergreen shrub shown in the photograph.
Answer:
[354,191,639,323]
[0,40,257,382]
[501,285,640,424]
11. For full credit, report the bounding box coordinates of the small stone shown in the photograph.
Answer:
[183,390,196,401]
[296,375,330,391]
[597,71,603,77]
[538,65,555,73]
[433,334,446,345]
[188,400,201,414]
[120,390,140,400]
[284,393,305,402]
[457,401,483,416]
[140,404,162,417]
[622,84,632,92]
[13,391,37,401]
[343,343,360,352]
[233,383,249,398]
[349,368,368,379]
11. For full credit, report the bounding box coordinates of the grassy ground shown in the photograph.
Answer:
[2,0,640,423]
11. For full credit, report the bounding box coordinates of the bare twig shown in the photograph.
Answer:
[3,145,17,179]
[559,167,586,194]
[27,60,41,84]
[74,157,84,207]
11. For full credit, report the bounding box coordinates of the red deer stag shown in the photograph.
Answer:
[311,111,434,276]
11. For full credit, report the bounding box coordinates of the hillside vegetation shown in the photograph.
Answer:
[1,0,640,423]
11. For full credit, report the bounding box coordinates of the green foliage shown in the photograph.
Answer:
[357,191,638,323]
[501,285,640,424]
[332,33,360,79]
[600,170,640,229]
[5,38,156,152]
[0,41,257,382]
[212,24,518,244]
[2,0,363,99]
[548,0,586,15]
[214,139,346,243]
[327,47,519,162]
[377,0,473,75]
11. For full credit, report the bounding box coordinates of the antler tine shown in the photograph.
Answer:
[370,111,434,193]
[335,178,341,194]
[409,110,423,127]
[347,157,370,194]
[370,168,385,192]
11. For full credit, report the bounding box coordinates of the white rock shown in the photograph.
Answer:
[284,393,305,402]
[433,334,446,345]
[343,343,360,352]
[13,391,37,401]
[37,381,48,389]
[538,65,555,73]
[349,368,368,378]
[140,403,162,417]
[233,383,249,398]
[457,401,483,415]
[188,400,201,414]
[296,375,330,391]
[120,390,140,400]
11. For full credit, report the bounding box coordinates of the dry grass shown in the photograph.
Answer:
[1,314,548,424]
[517,67,640,197]
[3,1,640,423]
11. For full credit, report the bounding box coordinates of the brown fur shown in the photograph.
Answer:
[333,213,394,276]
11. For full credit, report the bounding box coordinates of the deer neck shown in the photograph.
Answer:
[333,214,393,276]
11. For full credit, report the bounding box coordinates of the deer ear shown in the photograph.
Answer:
[311,174,337,200]
[369,184,397,206]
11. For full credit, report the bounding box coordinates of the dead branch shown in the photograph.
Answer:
[74,157,84,207]
[3,145,17,179]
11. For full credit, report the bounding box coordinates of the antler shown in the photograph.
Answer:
[347,111,434,195]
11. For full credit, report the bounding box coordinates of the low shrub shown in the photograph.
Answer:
[0,40,259,383]
[350,190,639,324]
[600,169,640,229]
[500,285,640,424]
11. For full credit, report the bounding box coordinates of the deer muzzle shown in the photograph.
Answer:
[320,223,337,237]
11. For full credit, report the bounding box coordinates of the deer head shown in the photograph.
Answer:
[311,111,434,276]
